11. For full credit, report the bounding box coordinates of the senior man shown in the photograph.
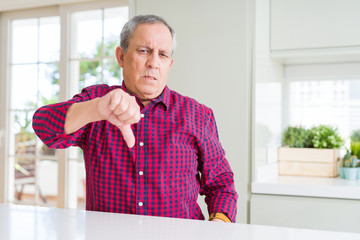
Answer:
[33,14,238,222]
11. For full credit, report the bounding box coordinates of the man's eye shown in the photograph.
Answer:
[160,53,169,58]
[139,49,148,53]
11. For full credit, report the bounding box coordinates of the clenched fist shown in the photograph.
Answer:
[97,89,141,148]
[65,88,141,148]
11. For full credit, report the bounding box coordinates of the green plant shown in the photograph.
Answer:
[350,129,360,142]
[350,141,360,158]
[344,156,359,168]
[308,125,344,149]
[79,39,121,90]
[342,149,351,167]
[282,126,310,148]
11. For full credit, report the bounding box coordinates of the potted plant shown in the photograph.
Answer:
[278,125,344,177]
[341,156,358,180]
[339,130,360,180]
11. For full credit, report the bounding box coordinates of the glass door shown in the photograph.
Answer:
[9,15,60,206]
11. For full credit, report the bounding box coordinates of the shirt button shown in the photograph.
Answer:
[139,142,144,147]
[139,171,144,176]
[138,202,143,207]
[140,113,145,118]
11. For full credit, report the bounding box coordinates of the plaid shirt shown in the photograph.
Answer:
[32,83,238,222]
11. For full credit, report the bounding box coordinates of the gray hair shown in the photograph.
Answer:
[120,15,176,57]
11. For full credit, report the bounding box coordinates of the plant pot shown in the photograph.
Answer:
[343,168,358,180]
[339,166,345,179]
[278,147,340,177]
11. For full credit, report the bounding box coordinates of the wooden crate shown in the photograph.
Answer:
[278,147,340,177]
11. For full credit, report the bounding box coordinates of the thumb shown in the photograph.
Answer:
[119,124,135,148]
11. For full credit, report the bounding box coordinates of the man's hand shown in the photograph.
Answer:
[65,89,141,148]
[210,218,225,222]
[97,89,141,148]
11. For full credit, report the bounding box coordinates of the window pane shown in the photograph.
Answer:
[68,147,85,210]
[12,19,38,64]
[11,110,35,137]
[104,7,128,57]
[9,15,60,207]
[289,80,360,140]
[37,160,58,207]
[103,58,121,85]
[11,110,36,205]
[79,60,102,89]
[71,10,102,59]
[39,17,60,62]
[11,110,58,205]
[38,63,60,106]
[10,65,38,109]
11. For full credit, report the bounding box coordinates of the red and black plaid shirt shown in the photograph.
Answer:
[32,83,238,222]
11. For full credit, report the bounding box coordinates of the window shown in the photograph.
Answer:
[9,15,61,206]
[252,62,360,198]
[69,7,128,93]
[286,63,360,144]
[1,1,128,209]
[288,80,360,142]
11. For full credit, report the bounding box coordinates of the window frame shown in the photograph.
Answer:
[0,0,128,208]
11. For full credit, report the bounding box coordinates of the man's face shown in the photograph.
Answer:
[116,23,174,103]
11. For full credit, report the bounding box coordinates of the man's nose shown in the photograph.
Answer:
[146,53,159,69]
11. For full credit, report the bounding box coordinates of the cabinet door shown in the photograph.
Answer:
[250,194,360,233]
[271,0,360,50]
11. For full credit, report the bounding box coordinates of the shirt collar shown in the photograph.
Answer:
[121,81,170,111]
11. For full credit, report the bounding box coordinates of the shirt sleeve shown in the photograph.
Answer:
[32,88,94,149]
[198,108,238,223]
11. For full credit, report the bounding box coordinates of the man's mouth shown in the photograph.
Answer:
[143,75,157,80]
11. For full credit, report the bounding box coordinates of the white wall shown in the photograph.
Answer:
[132,0,253,223]
[253,0,284,182]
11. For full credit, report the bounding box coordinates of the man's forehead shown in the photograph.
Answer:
[129,23,173,49]
[132,23,172,40]
[135,22,170,32]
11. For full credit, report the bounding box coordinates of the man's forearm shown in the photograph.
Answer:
[64,98,102,135]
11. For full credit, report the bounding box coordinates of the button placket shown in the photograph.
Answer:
[136,111,147,214]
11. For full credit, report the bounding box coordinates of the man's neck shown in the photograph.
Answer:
[141,99,151,107]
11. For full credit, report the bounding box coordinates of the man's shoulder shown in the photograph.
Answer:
[169,89,212,114]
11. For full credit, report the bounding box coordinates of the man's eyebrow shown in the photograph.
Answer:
[137,45,170,54]
[159,49,170,54]
[138,45,152,50]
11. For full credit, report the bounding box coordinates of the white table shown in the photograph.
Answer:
[0,204,359,240]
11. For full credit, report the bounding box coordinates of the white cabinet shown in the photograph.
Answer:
[271,0,360,50]
[250,194,360,233]
[270,0,360,64]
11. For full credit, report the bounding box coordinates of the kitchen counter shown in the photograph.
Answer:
[0,204,359,240]
[252,175,360,199]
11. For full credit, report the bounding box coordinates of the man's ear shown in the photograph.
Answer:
[169,59,174,68]
[115,46,125,67]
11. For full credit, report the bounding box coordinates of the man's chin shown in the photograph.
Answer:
[138,87,164,100]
